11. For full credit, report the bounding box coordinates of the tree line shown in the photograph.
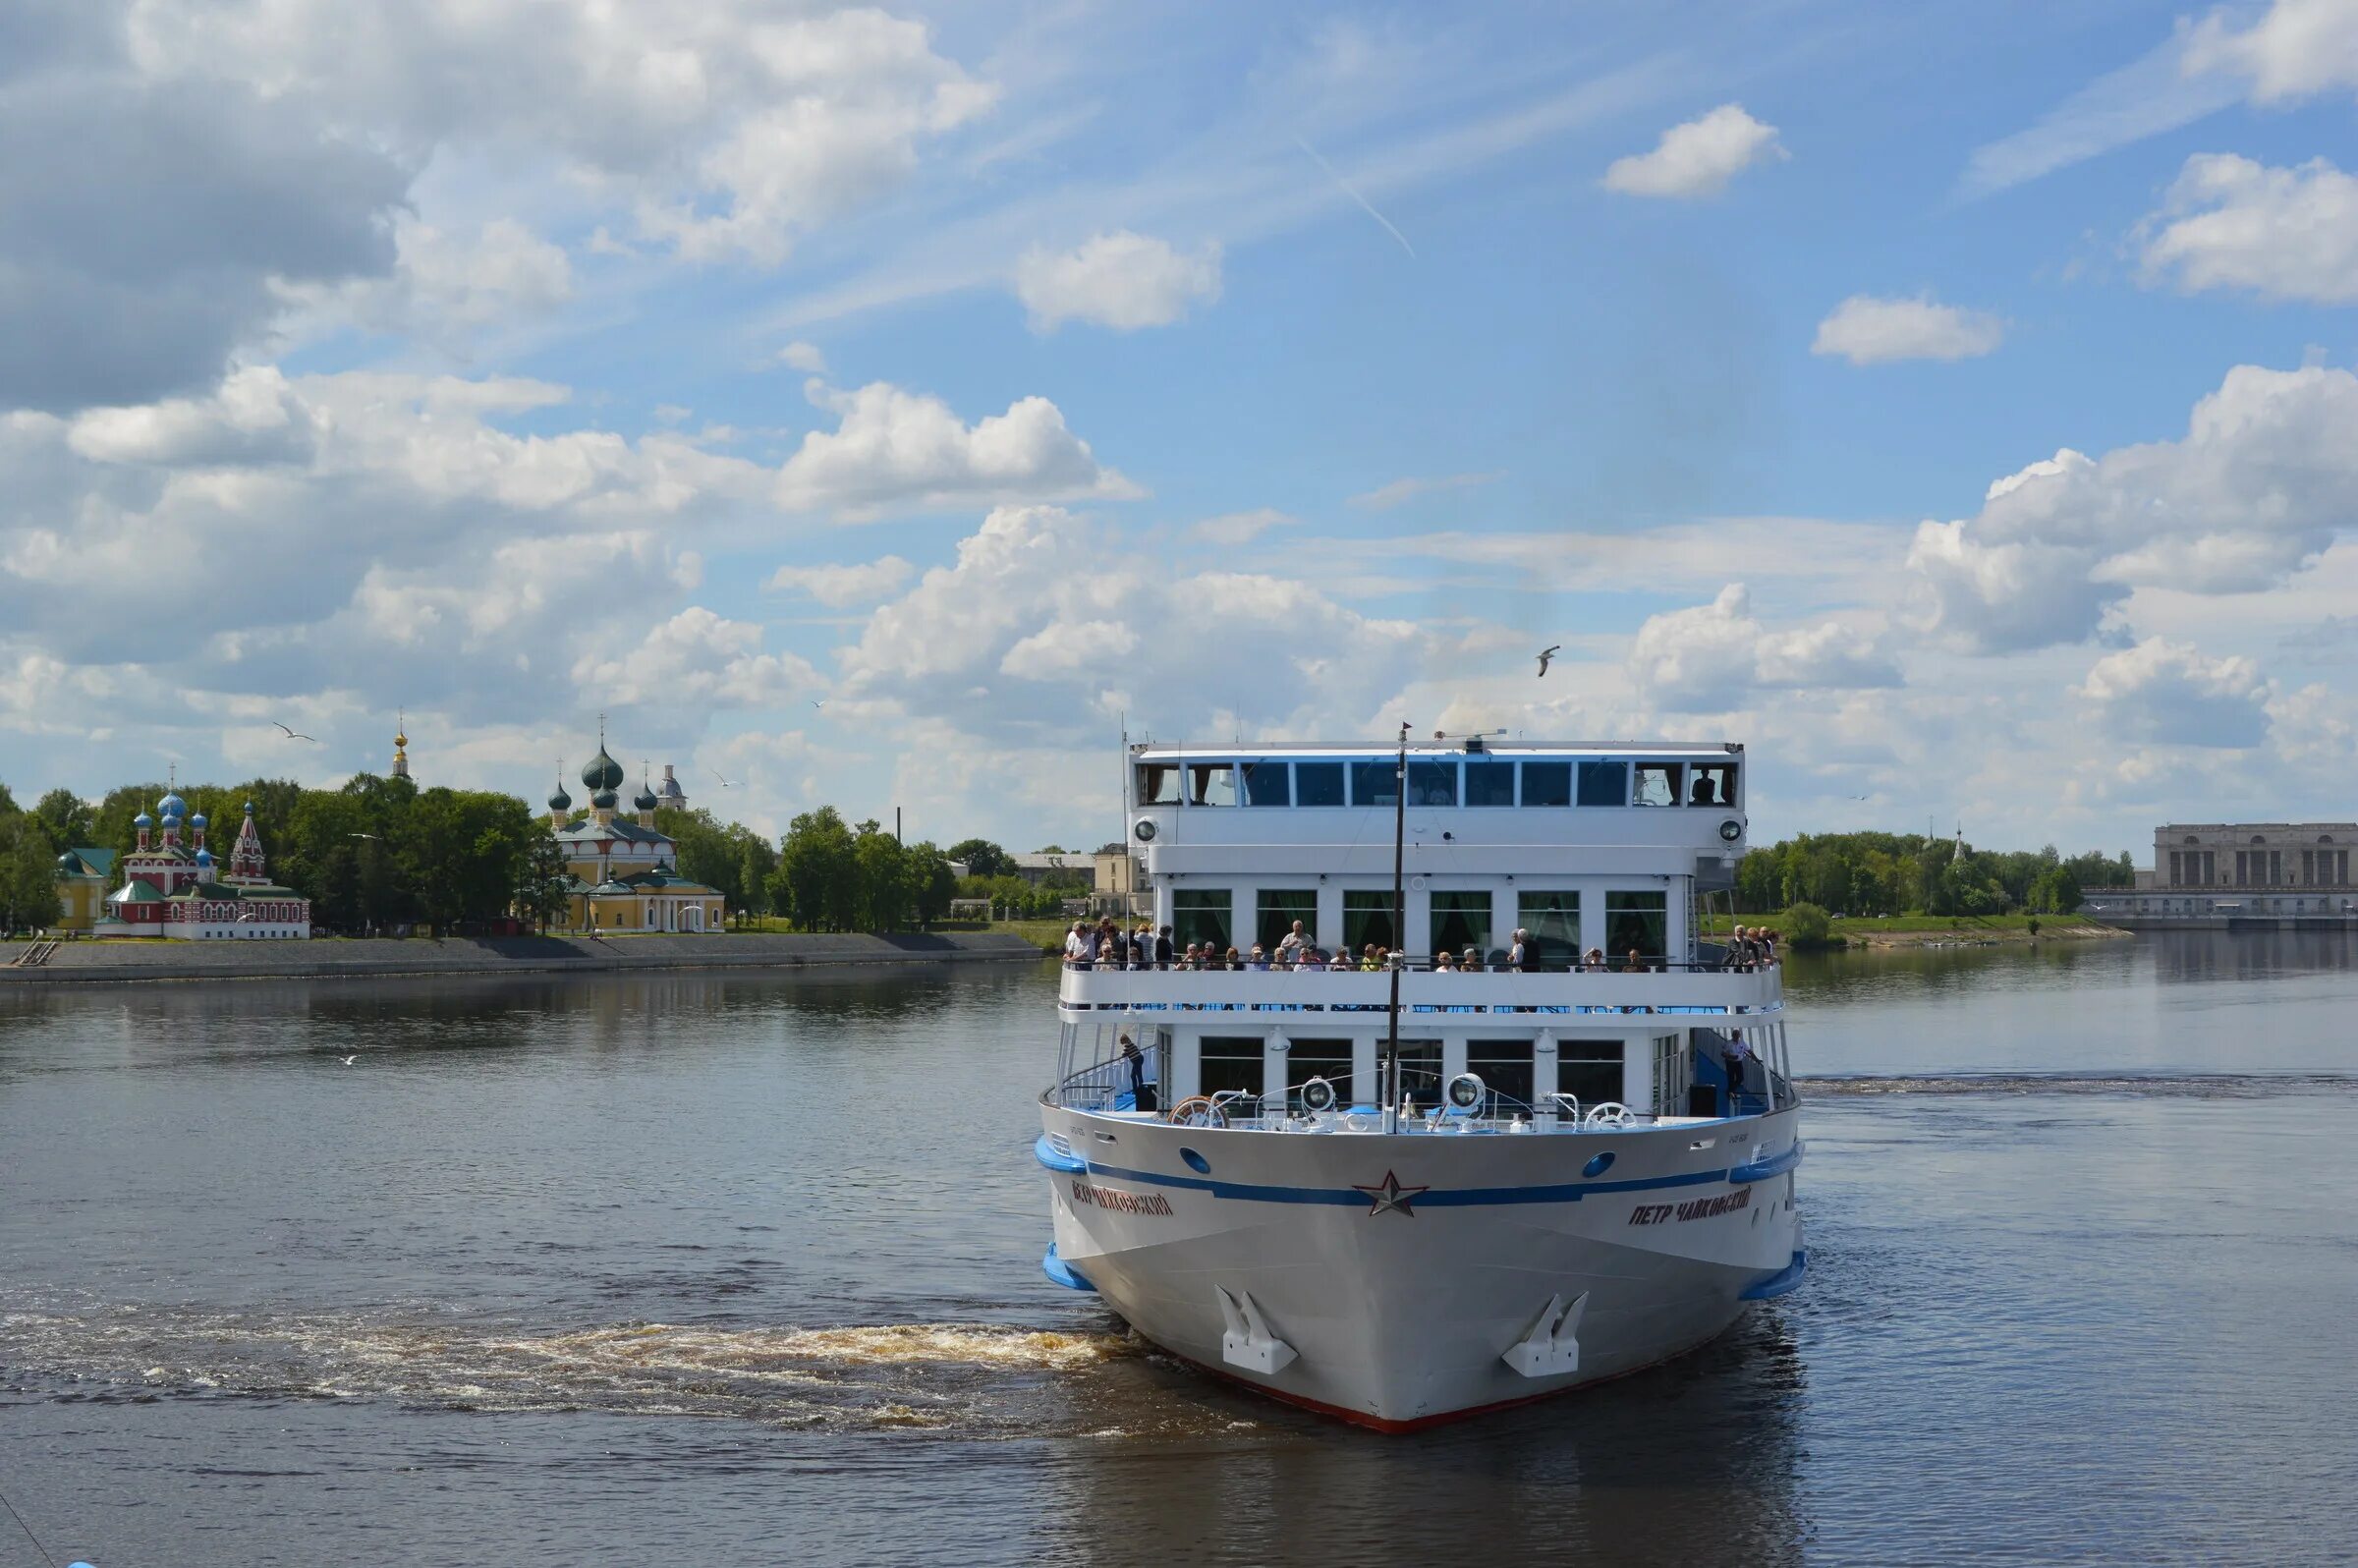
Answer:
[1733,832,2133,918]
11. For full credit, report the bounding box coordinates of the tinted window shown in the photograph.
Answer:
[1349,760,1398,807]
[1632,763,1680,808]
[1465,759,1516,806]
[1239,760,1289,807]
[1521,761,1571,807]
[1407,760,1457,807]
[1466,1038,1535,1111]
[1198,1036,1263,1101]
[1687,761,1737,807]
[1576,760,1627,807]
[1295,762,1345,806]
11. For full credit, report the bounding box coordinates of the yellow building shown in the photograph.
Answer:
[52,846,115,931]
[547,741,725,933]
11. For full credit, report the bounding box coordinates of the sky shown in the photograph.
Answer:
[5,0,2358,861]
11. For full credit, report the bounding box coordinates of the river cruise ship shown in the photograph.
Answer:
[1036,734,1805,1430]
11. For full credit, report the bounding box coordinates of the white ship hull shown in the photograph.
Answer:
[1039,1102,1805,1430]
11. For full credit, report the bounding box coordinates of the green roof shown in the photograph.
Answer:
[109,879,165,904]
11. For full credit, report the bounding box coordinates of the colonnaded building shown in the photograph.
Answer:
[2080,822,2358,928]
[545,741,725,933]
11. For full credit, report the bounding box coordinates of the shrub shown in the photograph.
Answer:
[1783,902,1837,948]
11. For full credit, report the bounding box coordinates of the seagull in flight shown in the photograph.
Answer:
[810,699,826,709]
[272,721,318,742]
[1536,645,1561,678]
[339,1055,356,1067]
[710,768,742,788]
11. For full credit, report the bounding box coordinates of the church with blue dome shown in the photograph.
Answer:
[98,789,310,939]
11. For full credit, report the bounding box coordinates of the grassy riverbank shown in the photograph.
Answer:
[1703,912,2128,949]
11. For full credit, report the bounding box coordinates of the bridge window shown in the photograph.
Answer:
[1286,1038,1353,1114]
[1520,760,1571,807]
[1187,764,1236,807]
[1136,763,1180,806]
[1576,760,1627,807]
[1465,759,1516,806]
[1518,891,1580,967]
[1632,762,1682,808]
[1467,1037,1535,1110]
[1172,889,1232,951]
[1558,1039,1623,1108]
[1408,760,1457,807]
[1238,760,1289,807]
[1429,891,1492,961]
[1396,1039,1444,1110]
[1343,890,1396,953]
[1686,761,1737,807]
[1605,890,1667,963]
[1349,760,1398,807]
[1197,1036,1264,1102]
[1256,888,1317,950]
[1295,762,1345,806]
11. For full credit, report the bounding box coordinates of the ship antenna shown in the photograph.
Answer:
[1384,720,1408,1135]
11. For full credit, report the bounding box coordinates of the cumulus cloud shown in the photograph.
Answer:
[2134,153,2358,305]
[573,607,819,710]
[774,379,1138,518]
[2075,638,2269,748]
[765,555,915,606]
[776,341,828,373]
[2184,0,2358,104]
[1602,104,1785,199]
[278,215,576,344]
[1904,364,2358,652]
[1625,585,1899,712]
[1812,295,2006,365]
[1015,231,1222,331]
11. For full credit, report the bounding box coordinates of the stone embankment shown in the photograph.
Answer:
[0,930,1042,986]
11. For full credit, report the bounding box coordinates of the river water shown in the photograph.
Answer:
[3,932,2354,1567]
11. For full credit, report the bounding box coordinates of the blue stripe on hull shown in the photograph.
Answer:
[1074,1158,1744,1207]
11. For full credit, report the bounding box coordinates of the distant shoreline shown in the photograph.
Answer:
[0,930,1043,987]
[1708,915,2133,952]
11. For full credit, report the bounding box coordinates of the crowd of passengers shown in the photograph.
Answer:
[1062,918,1777,973]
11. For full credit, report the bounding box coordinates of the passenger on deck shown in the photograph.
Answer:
[1758,926,1778,965]
[1223,946,1244,970]
[1507,927,1531,971]
[1721,1034,1752,1111]
[1064,922,1090,966]
[1276,920,1309,961]
[1359,944,1382,972]
[1433,949,1456,972]
[1462,946,1483,972]
[1181,942,1202,969]
[1120,1033,1159,1114]
[1156,924,1175,968]
[1581,947,1606,972]
[1130,923,1151,969]
[1248,945,1270,970]
[1625,948,1646,973]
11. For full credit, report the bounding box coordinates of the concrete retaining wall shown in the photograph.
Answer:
[0,930,1044,985]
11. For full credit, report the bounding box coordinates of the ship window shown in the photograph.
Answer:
[1197,1036,1264,1103]
[1576,760,1628,807]
[1466,1038,1535,1110]
[1343,890,1397,953]
[1187,763,1236,807]
[1605,891,1667,962]
[1136,763,1180,806]
[1518,891,1580,968]
[1295,762,1345,807]
[1286,1038,1352,1114]
[1395,1039,1444,1109]
[1558,1039,1623,1107]
[1428,891,1492,961]
[1686,762,1737,807]
[1238,760,1289,807]
[1465,759,1516,806]
[1408,760,1457,807]
[1256,888,1318,951]
[1173,889,1232,951]
[1652,1033,1687,1117]
[1349,759,1399,807]
[1519,760,1570,807]
[1633,763,1682,808]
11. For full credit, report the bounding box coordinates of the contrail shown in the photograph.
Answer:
[1294,134,1415,259]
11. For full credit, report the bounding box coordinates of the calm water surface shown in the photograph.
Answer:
[4,932,2355,1567]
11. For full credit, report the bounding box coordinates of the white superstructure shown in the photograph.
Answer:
[1037,737,1804,1430]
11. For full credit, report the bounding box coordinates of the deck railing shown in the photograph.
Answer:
[1056,960,1780,1017]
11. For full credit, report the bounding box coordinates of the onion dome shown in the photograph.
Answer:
[634,781,658,812]
[56,851,74,869]
[158,792,187,818]
[581,747,624,793]
[195,848,214,868]
[243,800,254,815]
[591,787,620,811]
[548,778,574,812]
[134,812,153,827]
[190,812,208,830]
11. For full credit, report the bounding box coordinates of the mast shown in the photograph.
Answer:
[1384,720,1408,1134]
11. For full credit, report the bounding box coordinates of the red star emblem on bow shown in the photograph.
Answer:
[1353,1169,1430,1217]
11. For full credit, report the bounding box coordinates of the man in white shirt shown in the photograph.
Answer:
[1064,922,1090,965]
[1275,920,1308,961]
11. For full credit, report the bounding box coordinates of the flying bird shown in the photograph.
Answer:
[711,768,742,788]
[272,721,318,742]
[339,1055,356,1067]
[1536,645,1561,678]
[810,700,826,709]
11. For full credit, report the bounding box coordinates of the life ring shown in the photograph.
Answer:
[1169,1095,1228,1129]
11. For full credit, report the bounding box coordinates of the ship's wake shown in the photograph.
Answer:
[0,1302,1175,1435]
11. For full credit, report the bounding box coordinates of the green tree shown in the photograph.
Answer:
[1782,902,1833,948]
[947,838,1014,878]
[33,788,95,848]
[517,835,575,933]
[1,816,62,931]
[854,821,908,929]
[773,807,859,930]
[904,842,957,926]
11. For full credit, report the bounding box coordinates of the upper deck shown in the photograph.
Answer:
[1126,740,1747,880]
